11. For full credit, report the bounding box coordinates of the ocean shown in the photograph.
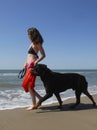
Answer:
[0,69,97,110]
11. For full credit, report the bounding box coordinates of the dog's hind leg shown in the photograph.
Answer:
[83,90,96,106]
[70,90,81,109]
[54,93,63,108]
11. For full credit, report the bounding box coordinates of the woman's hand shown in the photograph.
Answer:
[34,60,38,66]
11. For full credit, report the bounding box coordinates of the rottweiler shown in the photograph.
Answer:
[31,64,96,109]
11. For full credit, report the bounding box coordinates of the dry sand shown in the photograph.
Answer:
[0,94,97,130]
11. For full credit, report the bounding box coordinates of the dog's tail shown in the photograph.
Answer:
[80,75,88,91]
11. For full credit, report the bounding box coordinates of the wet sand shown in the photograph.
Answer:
[0,94,97,130]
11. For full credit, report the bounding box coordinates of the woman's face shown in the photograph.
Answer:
[28,34,32,41]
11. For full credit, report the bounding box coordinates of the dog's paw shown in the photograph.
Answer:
[57,105,63,109]
[93,102,96,107]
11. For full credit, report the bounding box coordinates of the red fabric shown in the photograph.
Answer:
[21,68,36,92]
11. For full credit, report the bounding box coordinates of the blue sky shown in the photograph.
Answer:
[0,0,97,69]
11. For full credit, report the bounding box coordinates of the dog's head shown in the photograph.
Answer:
[31,64,47,76]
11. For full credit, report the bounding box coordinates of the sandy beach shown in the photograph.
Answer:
[0,94,97,130]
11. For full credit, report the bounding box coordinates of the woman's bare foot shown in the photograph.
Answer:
[32,100,42,109]
[26,106,34,111]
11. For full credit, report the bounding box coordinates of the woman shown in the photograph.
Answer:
[22,27,46,110]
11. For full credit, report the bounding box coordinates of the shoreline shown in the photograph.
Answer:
[0,94,97,130]
[0,92,97,111]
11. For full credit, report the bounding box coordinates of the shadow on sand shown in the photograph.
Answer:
[36,103,97,113]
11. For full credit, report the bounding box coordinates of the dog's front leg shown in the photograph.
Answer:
[33,93,53,109]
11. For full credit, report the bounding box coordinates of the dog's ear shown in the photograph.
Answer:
[34,64,38,68]
[41,64,47,69]
[34,64,47,70]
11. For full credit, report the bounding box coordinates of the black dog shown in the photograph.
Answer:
[31,64,96,109]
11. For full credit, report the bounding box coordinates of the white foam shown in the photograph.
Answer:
[0,85,97,110]
[0,73,18,76]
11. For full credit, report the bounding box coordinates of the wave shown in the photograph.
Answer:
[0,84,20,88]
[0,69,96,110]
[0,85,97,110]
[0,73,18,76]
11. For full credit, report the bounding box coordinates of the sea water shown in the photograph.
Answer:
[0,69,97,110]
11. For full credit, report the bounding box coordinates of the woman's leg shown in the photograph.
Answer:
[26,86,36,110]
[34,90,42,100]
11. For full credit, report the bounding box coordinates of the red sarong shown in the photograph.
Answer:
[21,67,36,93]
